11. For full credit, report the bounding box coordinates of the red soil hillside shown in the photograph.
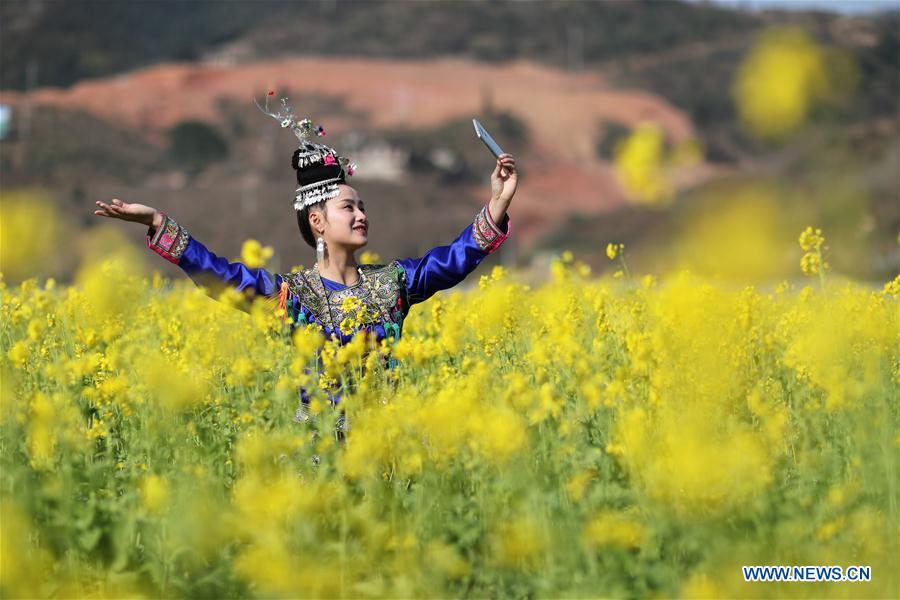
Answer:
[1,56,716,245]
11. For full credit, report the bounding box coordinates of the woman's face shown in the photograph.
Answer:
[310,184,368,250]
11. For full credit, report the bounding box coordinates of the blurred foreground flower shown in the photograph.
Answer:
[240,239,274,269]
[0,191,61,282]
[614,123,702,205]
[140,474,170,515]
[733,27,853,141]
[673,183,792,281]
[359,250,381,265]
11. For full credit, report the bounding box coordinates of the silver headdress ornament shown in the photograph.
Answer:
[254,91,358,210]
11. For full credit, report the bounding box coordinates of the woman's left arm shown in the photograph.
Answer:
[397,153,517,305]
[486,152,517,230]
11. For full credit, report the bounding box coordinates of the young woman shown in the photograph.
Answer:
[93,95,518,437]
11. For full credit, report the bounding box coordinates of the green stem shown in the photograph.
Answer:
[618,253,632,281]
[340,503,347,596]
[816,247,827,294]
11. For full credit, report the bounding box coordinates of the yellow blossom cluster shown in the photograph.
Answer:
[606,242,623,261]
[359,250,382,265]
[240,239,275,269]
[798,225,830,278]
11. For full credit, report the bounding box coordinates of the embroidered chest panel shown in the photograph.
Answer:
[280,262,408,330]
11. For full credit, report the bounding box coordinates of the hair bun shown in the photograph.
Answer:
[291,148,302,171]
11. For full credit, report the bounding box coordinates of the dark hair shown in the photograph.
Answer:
[292,147,346,248]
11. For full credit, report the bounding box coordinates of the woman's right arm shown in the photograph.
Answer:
[147,212,281,297]
[94,199,280,298]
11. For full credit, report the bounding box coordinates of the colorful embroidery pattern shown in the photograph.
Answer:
[472,205,509,254]
[146,213,190,264]
[280,262,408,334]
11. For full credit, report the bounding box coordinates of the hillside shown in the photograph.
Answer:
[0,56,719,249]
[3,0,895,162]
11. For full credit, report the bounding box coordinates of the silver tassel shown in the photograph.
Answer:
[316,237,325,264]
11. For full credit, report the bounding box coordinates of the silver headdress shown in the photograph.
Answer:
[254,91,357,210]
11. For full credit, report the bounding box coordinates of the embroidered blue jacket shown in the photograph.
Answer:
[146,204,510,416]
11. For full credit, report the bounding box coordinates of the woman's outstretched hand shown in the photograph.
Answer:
[490,153,518,204]
[94,199,162,229]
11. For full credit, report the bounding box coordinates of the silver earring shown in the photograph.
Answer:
[316,236,325,263]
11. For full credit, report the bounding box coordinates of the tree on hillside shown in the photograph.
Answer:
[166,120,229,176]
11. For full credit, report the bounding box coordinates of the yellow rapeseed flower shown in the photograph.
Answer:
[582,510,647,549]
[359,250,381,265]
[606,243,620,261]
[239,239,274,269]
[798,226,824,252]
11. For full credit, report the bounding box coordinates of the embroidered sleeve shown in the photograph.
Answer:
[472,205,510,254]
[146,212,280,298]
[395,204,512,305]
[146,212,190,264]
